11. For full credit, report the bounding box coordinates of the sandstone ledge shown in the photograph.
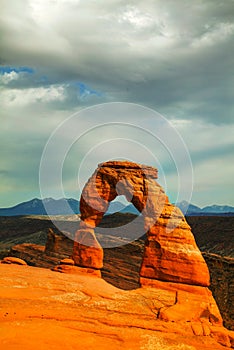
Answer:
[0,264,233,350]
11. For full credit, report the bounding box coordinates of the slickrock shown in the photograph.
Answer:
[74,160,210,287]
[0,264,233,350]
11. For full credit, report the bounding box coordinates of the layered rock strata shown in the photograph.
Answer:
[73,160,210,287]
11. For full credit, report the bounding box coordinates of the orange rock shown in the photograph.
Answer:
[73,228,103,269]
[140,203,210,287]
[210,326,232,348]
[0,263,232,350]
[191,323,204,336]
[45,228,72,256]
[1,256,27,265]
[202,323,211,336]
[139,278,223,326]
[155,285,222,325]
[52,264,101,277]
[59,258,74,266]
[139,277,210,295]
[75,160,210,288]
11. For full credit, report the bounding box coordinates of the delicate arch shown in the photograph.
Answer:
[73,161,210,287]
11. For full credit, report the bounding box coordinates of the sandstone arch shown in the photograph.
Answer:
[73,161,210,287]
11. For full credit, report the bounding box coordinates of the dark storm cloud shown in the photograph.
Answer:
[0,0,233,124]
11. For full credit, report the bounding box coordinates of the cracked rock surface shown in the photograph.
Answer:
[0,264,233,350]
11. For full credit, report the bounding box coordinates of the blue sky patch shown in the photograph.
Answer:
[0,66,35,74]
[74,82,103,99]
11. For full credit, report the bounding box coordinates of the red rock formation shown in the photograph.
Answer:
[140,203,210,286]
[73,160,210,287]
[5,218,234,332]
[45,228,73,258]
[60,258,75,266]
[73,226,103,269]
[0,256,27,265]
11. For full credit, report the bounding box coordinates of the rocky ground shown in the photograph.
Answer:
[0,214,233,332]
[1,262,234,350]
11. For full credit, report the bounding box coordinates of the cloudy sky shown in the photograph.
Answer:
[0,0,234,208]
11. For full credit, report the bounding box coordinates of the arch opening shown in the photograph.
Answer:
[104,195,140,216]
[97,194,144,289]
[73,161,210,289]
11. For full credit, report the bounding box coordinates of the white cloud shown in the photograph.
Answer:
[0,85,66,106]
[120,6,154,29]
[0,71,19,84]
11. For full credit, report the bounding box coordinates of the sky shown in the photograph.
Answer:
[0,0,234,208]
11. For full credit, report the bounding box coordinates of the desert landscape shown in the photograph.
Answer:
[0,161,234,349]
[1,1,234,349]
[1,214,234,349]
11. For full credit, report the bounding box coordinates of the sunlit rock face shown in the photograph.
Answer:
[73,160,210,287]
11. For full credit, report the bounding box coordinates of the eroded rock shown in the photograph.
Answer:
[73,160,210,287]
[1,256,27,265]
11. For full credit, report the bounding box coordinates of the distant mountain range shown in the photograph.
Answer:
[176,200,234,216]
[0,198,79,216]
[0,198,139,216]
[0,198,233,216]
